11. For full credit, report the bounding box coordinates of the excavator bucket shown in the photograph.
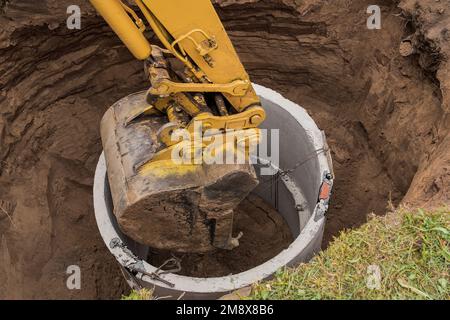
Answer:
[91,0,265,254]
[101,92,259,253]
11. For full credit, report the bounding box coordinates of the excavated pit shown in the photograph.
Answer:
[146,194,294,278]
[1,0,449,299]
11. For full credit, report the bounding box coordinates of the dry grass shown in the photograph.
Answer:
[251,207,449,300]
[121,288,153,300]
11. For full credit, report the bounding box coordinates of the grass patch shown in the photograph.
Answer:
[251,207,449,300]
[121,289,153,300]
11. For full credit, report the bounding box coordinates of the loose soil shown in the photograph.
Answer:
[0,0,448,299]
[147,194,294,278]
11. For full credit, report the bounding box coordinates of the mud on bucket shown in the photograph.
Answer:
[93,84,334,300]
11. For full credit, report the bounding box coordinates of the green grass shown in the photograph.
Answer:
[251,207,449,300]
[121,289,153,300]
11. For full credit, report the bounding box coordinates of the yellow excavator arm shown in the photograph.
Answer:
[90,0,265,138]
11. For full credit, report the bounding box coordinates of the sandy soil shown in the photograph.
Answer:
[147,194,293,278]
[0,0,448,299]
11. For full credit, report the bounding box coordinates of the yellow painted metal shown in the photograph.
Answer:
[91,0,262,112]
[173,94,203,116]
[139,158,199,177]
[142,128,261,167]
[90,0,152,60]
[140,0,261,111]
[134,0,178,58]
[157,106,266,147]
[149,79,251,97]
[141,0,244,79]
[186,107,266,133]
[155,94,204,117]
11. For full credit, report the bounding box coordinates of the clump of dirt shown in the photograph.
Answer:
[147,194,294,278]
[0,0,449,299]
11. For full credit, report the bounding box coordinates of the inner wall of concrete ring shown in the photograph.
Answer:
[93,84,333,300]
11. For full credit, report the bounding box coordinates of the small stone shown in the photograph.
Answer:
[399,40,414,57]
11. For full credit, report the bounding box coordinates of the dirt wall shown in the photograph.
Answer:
[0,0,448,299]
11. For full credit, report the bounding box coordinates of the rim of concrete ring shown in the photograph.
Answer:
[93,84,332,295]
